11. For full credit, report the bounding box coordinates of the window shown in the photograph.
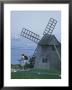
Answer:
[42,58,48,63]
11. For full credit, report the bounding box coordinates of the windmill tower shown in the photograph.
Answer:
[20,18,61,71]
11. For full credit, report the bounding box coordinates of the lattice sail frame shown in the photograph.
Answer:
[21,18,57,44]
[42,18,57,43]
[20,28,40,43]
[43,18,57,35]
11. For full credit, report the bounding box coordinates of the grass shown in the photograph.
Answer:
[11,68,61,79]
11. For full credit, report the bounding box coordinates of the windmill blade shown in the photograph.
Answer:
[43,18,57,35]
[20,28,40,43]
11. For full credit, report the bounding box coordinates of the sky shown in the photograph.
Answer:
[11,11,61,42]
[11,11,61,64]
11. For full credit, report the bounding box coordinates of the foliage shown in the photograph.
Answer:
[29,56,35,67]
[23,56,35,69]
[24,63,33,69]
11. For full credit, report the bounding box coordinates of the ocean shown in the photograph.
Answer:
[11,38,37,64]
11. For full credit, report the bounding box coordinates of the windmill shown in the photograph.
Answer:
[20,18,61,71]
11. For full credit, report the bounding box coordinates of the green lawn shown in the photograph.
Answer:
[11,68,61,79]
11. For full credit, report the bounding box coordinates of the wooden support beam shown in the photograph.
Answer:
[54,44,61,61]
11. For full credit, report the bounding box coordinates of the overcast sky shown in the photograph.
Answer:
[11,11,61,42]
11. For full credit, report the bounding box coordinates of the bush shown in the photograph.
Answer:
[24,63,34,69]
[29,56,35,67]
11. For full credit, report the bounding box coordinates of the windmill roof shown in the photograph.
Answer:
[38,34,60,46]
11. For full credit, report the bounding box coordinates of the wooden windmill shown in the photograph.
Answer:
[20,18,61,71]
